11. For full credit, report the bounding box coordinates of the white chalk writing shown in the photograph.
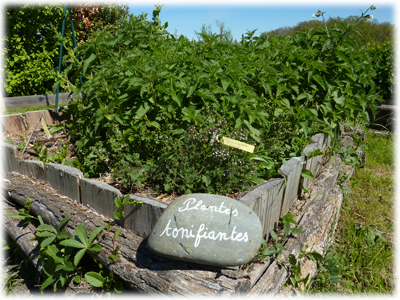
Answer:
[178,198,239,217]
[160,218,249,248]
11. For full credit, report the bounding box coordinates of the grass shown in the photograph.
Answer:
[3,104,67,115]
[309,130,395,295]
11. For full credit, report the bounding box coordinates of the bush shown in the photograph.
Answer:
[59,6,380,195]
[4,3,129,97]
[367,39,395,100]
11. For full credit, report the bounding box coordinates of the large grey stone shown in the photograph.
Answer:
[147,193,262,267]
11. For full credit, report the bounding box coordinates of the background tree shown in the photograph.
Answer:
[3,2,129,97]
[260,15,394,44]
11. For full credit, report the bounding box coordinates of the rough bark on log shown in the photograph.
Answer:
[249,155,345,295]
[0,200,93,300]
[3,172,250,295]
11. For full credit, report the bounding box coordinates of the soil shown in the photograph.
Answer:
[3,128,242,205]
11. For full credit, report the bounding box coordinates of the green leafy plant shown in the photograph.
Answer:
[3,264,25,295]
[34,217,100,292]
[84,268,123,294]
[34,216,82,292]
[257,212,304,259]
[55,4,383,197]
[113,195,143,225]
[104,222,121,264]
[7,196,38,224]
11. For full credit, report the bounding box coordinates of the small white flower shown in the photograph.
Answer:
[313,13,316,18]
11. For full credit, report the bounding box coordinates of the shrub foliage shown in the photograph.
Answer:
[59,6,383,195]
[4,3,129,97]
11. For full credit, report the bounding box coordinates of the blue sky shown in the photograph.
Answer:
[127,0,396,41]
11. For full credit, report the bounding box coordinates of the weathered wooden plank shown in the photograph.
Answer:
[124,194,168,238]
[3,92,76,109]
[239,178,285,240]
[25,110,62,131]
[1,143,20,173]
[301,142,320,191]
[249,155,343,296]
[18,160,46,181]
[80,177,122,219]
[3,172,251,295]
[44,163,83,203]
[278,156,304,217]
[1,114,28,134]
[1,108,66,134]
[0,200,94,300]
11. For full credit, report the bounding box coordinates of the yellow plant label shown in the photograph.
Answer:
[40,117,52,138]
[0,94,6,112]
[218,136,255,153]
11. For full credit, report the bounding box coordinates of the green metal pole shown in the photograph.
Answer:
[68,8,83,86]
[55,3,67,109]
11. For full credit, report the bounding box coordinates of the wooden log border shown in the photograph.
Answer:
[1,110,330,239]
[1,110,330,238]
[3,92,78,110]
[1,109,356,295]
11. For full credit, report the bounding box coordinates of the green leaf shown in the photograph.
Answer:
[313,74,326,90]
[289,254,297,266]
[74,248,87,267]
[172,128,184,135]
[262,247,277,256]
[46,244,65,265]
[202,175,211,187]
[59,239,86,249]
[85,272,105,288]
[270,230,278,241]
[36,231,55,238]
[89,244,102,252]
[37,224,57,235]
[291,228,304,235]
[41,276,55,291]
[114,229,121,240]
[56,231,70,240]
[114,197,122,208]
[57,216,70,233]
[196,89,217,102]
[301,185,311,195]
[88,226,104,245]
[108,254,120,264]
[41,236,56,248]
[75,225,88,247]
[301,169,314,181]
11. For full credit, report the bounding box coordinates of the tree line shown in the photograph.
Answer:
[260,15,395,45]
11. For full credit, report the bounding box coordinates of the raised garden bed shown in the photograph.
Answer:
[2,109,361,295]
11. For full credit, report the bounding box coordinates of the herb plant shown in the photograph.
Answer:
[56,5,383,195]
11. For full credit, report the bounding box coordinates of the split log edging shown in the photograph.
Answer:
[1,127,331,240]
[2,152,354,295]
[1,110,359,294]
